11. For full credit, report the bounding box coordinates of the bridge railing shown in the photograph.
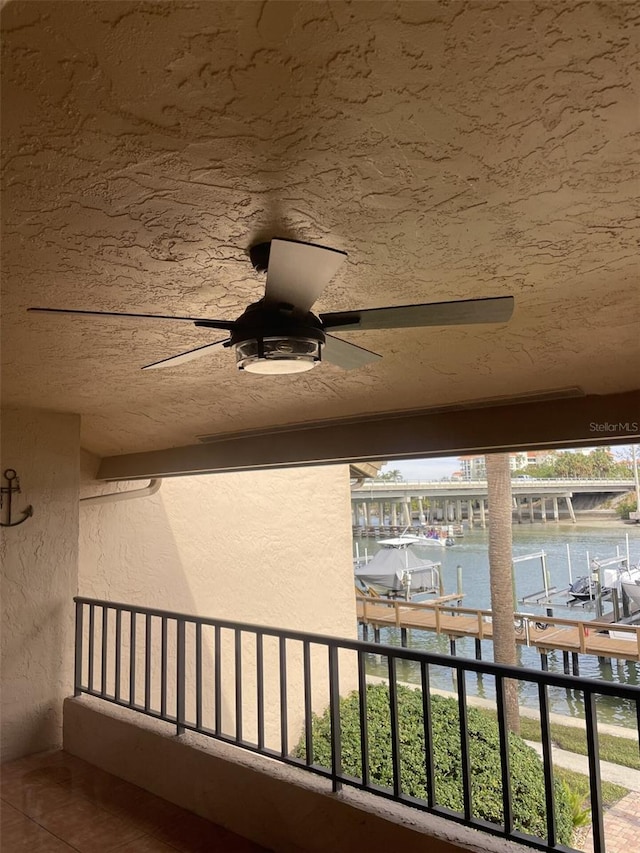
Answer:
[353,478,633,489]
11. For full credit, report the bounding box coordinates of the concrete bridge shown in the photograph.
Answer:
[351,478,633,528]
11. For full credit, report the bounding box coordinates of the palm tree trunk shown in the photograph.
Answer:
[485,452,520,734]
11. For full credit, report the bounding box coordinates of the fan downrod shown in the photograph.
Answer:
[248,241,271,274]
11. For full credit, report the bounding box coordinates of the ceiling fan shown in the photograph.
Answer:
[28,238,514,375]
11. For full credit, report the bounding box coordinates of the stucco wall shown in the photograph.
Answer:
[65,696,509,853]
[79,458,358,749]
[0,408,80,761]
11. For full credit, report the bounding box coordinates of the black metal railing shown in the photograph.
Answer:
[73,596,640,853]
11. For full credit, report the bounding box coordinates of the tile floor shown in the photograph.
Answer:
[1,750,269,852]
[581,791,640,853]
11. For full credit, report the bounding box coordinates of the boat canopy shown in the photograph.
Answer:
[355,547,440,592]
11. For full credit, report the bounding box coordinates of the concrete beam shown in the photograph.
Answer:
[97,391,640,481]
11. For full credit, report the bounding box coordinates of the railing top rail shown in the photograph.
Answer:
[74,596,640,699]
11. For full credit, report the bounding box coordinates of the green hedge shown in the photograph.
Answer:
[295,683,572,845]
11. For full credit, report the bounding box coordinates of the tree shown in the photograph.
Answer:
[486,452,520,734]
[514,448,632,479]
[376,468,404,482]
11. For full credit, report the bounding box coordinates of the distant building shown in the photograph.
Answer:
[458,452,529,479]
[526,450,556,466]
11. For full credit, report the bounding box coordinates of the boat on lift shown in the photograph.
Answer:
[355,538,442,599]
[568,556,640,602]
[621,577,640,613]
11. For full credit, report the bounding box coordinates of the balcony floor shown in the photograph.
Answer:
[1,749,268,852]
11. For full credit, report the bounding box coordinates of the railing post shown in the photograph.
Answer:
[176,618,186,735]
[279,636,288,757]
[538,682,557,848]
[388,655,401,798]
[328,644,342,792]
[74,599,83,696]
[357,649,370,786]
[585,691,605,853]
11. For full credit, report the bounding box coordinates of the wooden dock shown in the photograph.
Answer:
[356,594,640,664]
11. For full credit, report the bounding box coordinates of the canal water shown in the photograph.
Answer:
[355,522,640,727]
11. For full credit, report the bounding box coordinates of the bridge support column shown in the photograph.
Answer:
[362,502,370,527]
[444,499,450,522]
[391,502,398,527]
[529,496,535,523]
[479,498,486,528]
[417,497,426,525]
[456,500,462,522]
[468,499,474,527]
[403,498,412,527]
[565,496,576,523]
[541,497,547,523]
[553,497,559,521]
[516,497,523,524]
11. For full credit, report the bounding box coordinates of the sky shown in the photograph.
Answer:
[381,445,637,481]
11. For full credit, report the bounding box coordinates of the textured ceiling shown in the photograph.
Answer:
[2,0,639,458]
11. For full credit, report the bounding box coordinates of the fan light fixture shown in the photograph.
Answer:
[235,337,321,374]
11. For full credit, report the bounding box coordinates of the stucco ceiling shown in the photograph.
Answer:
[2,0,639,458]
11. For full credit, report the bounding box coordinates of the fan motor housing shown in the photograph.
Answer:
[230,301,326,372]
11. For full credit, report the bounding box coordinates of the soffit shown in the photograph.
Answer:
[1,1,638,457]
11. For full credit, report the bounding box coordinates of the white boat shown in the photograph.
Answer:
[378,526,455,548]
[355,540,441,598]
[621,575,640,613]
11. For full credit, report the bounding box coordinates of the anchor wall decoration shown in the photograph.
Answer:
[1,469,33,527]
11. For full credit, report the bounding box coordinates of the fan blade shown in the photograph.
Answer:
[28,307,235,330]
[321,296,514,331]
[264,238,347,314]
[142,339,229,371]
[323,335,382,370]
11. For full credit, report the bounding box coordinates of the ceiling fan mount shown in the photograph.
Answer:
[28,236,515,375]
[248,241,273,274]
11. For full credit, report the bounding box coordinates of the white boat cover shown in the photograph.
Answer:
[355,547,440,592]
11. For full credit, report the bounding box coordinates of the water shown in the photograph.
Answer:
[355,523,640,726]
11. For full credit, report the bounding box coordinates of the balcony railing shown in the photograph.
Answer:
[73,596,640,853]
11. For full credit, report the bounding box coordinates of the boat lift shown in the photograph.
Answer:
[518,539,637,620]
[514,551,555,609]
